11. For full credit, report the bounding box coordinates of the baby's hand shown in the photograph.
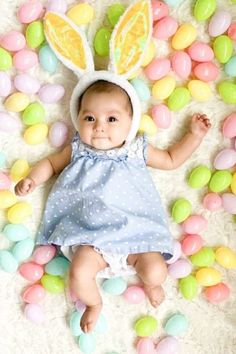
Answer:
[15,177,36,196]
[190,113,211,138]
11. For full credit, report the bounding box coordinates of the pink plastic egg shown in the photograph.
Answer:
[17,1,43,24]
[24,303,44,324]
[171,51,191,79]
[1,31,26,52]
[188,41,214,62]
[22,284,46,303]
[19,262,44,282]
[168,259,192,279]
[0,72,12,97]
[38,84,65,103]
[203,193,222,211]
[0,171,11,190]
[156,336,180,354]
[45,0,68,13]
[193,62,219,82]
[181,234,204,256]
[222,113,236,138]
[182,215,207,234]
[204,282,230,304]
[0,112,21,132]
[151,104,172,129]
[123,285,146,304]
[49,121,68,147]
[137,337,155,354]
[166,240,181,264]
[152,1,169,21]
[153,16,178,40]
[14,74,40,94]
[214,148,236,170]
[32,245,57,265]
[222,193,236,214]
[208,10,231,37]
[228,22,236,41]
[144,58,171,81]
[13,49,38,71]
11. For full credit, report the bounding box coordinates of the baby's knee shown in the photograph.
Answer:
[137,253,167,285]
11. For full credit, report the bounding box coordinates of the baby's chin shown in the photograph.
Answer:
[89,138,124,150]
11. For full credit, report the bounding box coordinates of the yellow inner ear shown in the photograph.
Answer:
[44,13,86,69]
[113,0,150,75]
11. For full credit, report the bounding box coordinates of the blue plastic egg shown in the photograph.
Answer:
[39,45,58,73]
[102,277,127,295]
[164,313,188,336]
[130,78,151,101]
[0,250,18,272]
[3,223,30,242]
[45,256,70,276]
[94,313,108,333]
[11,237,35,262]
[70,311,83,336]
[0,151,6,168]
[78,333,96,354]
[224,56,236,77]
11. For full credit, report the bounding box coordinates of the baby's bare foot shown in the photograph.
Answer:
[80,303,102,333]
[143,285,165,308]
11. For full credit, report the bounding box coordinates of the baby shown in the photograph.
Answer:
[15,80,211,333]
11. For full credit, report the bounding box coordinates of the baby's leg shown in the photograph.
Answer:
[127,252,167,307]
[69,246,108,333]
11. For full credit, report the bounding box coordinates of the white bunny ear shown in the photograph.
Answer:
[44,12,94,76]
[109,0,152,79]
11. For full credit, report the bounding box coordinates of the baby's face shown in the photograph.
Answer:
[77,91,132,150]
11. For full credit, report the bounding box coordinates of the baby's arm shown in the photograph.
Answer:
[15,145,72,196]
[147,114,211,170]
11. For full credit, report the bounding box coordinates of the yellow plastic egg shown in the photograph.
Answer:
[196,267,221,286]
[230,172,236,195]
[67,3,94,25]
[7,202,32,223]
[141,41,155,67]
[0,190,17,209]
[215,247,236,269]
[4,92,30,112]
[138,114,157,136]
[10,159,30,182]
[188,80,212,102]
[152,76,176,100]
[172,24,197,50]
[24,123,48,145]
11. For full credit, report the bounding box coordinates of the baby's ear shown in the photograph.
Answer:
[109,0,152,79]
[44,12,94,77]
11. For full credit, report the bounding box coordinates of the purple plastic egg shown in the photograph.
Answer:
[17,1,43,24]
[151,104,172,129]
[214,148,236,170]
[0,112,21,132]
[24,303,44,324]
[188,41,214,62]
[49,121,68,147]
[166,240,181,264]
[208,10,231,37]
[168,259,192,279]
[1,31,26,52]
[45,0,68,13]
[13,49,38,71]
[38,84,65,103]
[14,74,40,94]
[223,113,236,138]
[0,171,11,190]
[123,285,146,304]
[0,72,12,97]
[222,193,236,214]
[171,51,191,79]
[137,337,155,354]
[156,336,180,354]
[153,16,178,40]
[32,245,57,265]
[144,58,171,81]
[182,215,207,234]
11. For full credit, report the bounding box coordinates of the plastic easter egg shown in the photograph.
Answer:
[138,114,158,136]
[166,240,181,264]
[190,247,215,267]
[209,170,232,193]
[10,159,30,182]
[141,42,155,67]
[19,262,44,281]
[75,299,86,311]
[94,313,108,334]
[70,311,83,336]
[131,78,151,100]
[17,1,43,24]
[0,172,11,190]
[208,11,231,37]
[123,285,145,304]
[33,245,56,265]
[0,112,21,132]
[153,16,178,40]
[137,337,155,354]
[45,0,67,13]
[188,80,212,102]
[0,250,18,273]
[171,198,192,223]
[171,51,191,79]
[67,3,94,25]
[0,72,11,97]
[134,316,158,337]
[214,149,236,170]
[0,48,12,71]
[193,0,216,21]
[39,45,58,74]
[151,104,172,129]
[38,84,65,104]
[164,313,188,336]
[0,152,6,168]
[107,4,125,27]
[13,49,38,71]
[156,336,180,354]
[94,28,111,57]
[3,223,30,242]
[218,81,236,104]
[22,284,46,303]
[14,74,40,94]
[231,172,236,195]
[188,42,214,62]
[0,190,17,209]
[12,237,34,262]
[152,1,169,21]
[152,76,176,100]
[163,0,184,6]
[25,21,45,49]
[224,56,236,77]
[171,24,197,50]
[196,267,221,286]
[203,193,222,211]
[7,202,32,224]
[45,256,70,276]
[22,103,45,126]
[193,62,219,82]
[179,275,198,300]
[41,274,65,293]
[182,215,207,234]
[204,282,230,304]
[167,87,190,111]
[1,31,26,52]
[168,259,192,279]
[24,123,48,145]
[215,246,236,269]
[188,165,211,188]
[49,121,68,147]
[4,92,29,113]
[228,22,236,41]
[213,35,233,64]
[144,58,171,81]
[78,333,96,354]
[181,234,204,256]
[102,277,127,295]
[24,304,43,324]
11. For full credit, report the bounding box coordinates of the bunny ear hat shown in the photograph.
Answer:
[44,0,152,142]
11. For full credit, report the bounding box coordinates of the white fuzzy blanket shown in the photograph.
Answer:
[0,1,236,353]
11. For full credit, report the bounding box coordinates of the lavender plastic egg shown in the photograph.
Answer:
[168,259,192,279]
[13,49,38,71]
[24,303,44,324]
[156,336,180,354]
[38,84,65,103]
[1,31,26,52]
[0,72,11,97]
[45,0,68,13]
[0,171,11,190]
[182,215,207,234]
[49,121,68,147]
[208,10,231,37]
[214,148,236,170]
[166,240,181,264]
[0,112,21,132]
[14,74,40,94]
[222,193,236,214]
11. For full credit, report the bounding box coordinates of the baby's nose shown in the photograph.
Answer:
[94,121,105,132]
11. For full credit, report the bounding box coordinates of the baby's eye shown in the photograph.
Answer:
[84,116,95,122]
[108,116,118,122]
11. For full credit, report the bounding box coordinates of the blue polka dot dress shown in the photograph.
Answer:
[36,134,173,257]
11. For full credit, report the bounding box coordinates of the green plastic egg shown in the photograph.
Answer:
[22,102,45,125]
[218,81,236,104]
[164,313,188,336]
[12,237,34,262]
[41,274,65,294]
[179,275,198,300]
[45,256,70,276]
[0,48,12,71]
[102,277,127,295]
[93,28,111,56]
[209,170,232,193]
[0,250,18,273]
[70,311,83,336]
[26,21,45,49]
[213,35,233,64]
[193,0,216,21]
[188,165,211,188]
[107,4,125,26]
[171,198,192,223]
[134,316,158,337]
[78,333,96,354]
[190,247,215,267]
[167,87,191,111]
[3,224,30,242]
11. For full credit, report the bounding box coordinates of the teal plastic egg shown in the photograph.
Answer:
[41,274,65,293]
[188,165,211,188]
[3,223,30,242]
[190,247,215,267]
[22,102,45,125]
[0,48,12,70]
[12,237,35,262]
[209,170,232,192]
[45,256,70,276]
[39,45,58,73]
[26,21,45,48]
[165,313,188,336]
[0,250,18,272]
[70,311,83,336]
[218,81,236,104]
[134,316,158,337]
[93,28,111,56]
[171,198,192,223]
[102,277,127,295]
[94,313,108,333]
[167,87,191,111]
[130,78,151,101]
[107,4,125,27]
[194,0,216,21]
[164,0,185,6]
[179,275,198,300]
[213,35,233,64]
[224,56,236,77]
[78,333,96,354]
[0,151,6,167]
